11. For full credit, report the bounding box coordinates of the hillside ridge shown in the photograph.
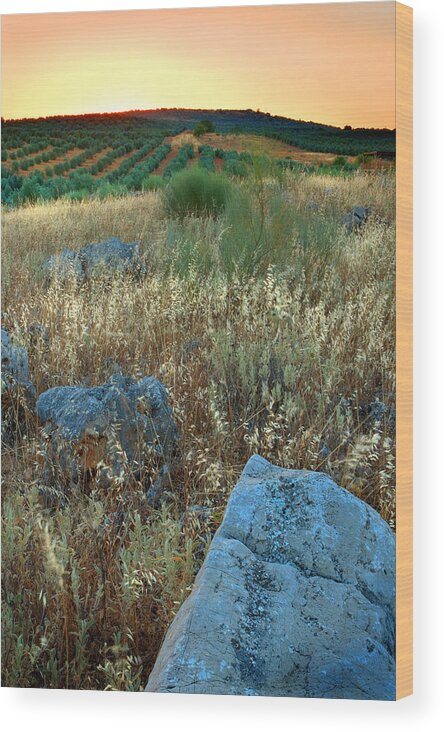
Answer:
[2,107,395,133]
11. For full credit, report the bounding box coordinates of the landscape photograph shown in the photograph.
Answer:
[1,2,397,698]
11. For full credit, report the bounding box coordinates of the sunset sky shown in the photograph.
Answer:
[1,2,395,128]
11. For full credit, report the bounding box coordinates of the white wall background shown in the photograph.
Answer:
[1,1,443,730]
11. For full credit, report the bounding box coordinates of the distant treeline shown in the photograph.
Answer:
[264,128,395,157]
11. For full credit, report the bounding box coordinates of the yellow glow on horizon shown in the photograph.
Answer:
[1,3,395,128]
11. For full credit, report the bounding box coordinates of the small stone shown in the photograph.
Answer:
[340,206,372,234]
[181,338,200,358]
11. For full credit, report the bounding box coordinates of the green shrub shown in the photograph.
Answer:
[142,175,167,192]
[218,149,253,178]
[95,182,127,200]
[163,168,232,218]
[219,187,296,276]
[193,119,214,137]
[19,177,42,204]
[332,155,347,167]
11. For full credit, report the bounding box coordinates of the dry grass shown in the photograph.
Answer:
[1,166,396,689]
[188,131,350,165]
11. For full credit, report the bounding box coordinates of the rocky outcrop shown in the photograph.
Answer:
[2,329,31,386]
[36,374,177,500]
[80,237,143,279]
[146,455,395,700]
[43,237,144,283]
[340,206,371,234]
[43,248,84,285]
[1,328,36,441]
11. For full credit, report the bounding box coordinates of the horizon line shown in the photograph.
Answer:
[1,106,396,132]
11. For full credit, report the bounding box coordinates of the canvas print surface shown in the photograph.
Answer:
[1,2,402,699]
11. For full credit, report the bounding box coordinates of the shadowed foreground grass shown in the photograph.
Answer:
[1,167,395,689]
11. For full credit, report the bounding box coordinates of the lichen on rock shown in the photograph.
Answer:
[146,455,395,700]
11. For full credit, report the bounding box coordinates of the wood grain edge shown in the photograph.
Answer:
[395,0,413,701]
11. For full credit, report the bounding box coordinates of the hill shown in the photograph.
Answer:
[3,107,395,155]
[1,109,395,207]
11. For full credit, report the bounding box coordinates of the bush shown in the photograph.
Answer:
[68,172,96,193]
[219,149,249,178]
[142,175,167,192]
[19,176,42,204]
[332,155,347,168]
[163,168,232,218]
[95,182,127,200]
[219,187,297,276]
[193,119,215,137]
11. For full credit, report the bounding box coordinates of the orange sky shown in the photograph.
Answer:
[1,2,395,128]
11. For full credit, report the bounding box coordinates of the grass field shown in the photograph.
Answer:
[1,157,396,689]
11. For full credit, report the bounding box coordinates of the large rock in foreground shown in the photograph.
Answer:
[36,374,177,499]
[146,455,395,699]
[1,328,36,442]
[43,237,144,283]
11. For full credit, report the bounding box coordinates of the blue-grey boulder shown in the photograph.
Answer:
[36,374,177,498]
[146,455,395,699]
[43,248,84,285]
[2,329,30,386]
[1,328,36,441]
[43,237,144,283]
[79,237,143,279]
[340,206,371,234]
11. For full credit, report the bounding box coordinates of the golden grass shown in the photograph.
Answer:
[1,167,396,689]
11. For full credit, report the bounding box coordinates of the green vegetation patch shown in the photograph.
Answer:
[163,167,232,218]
